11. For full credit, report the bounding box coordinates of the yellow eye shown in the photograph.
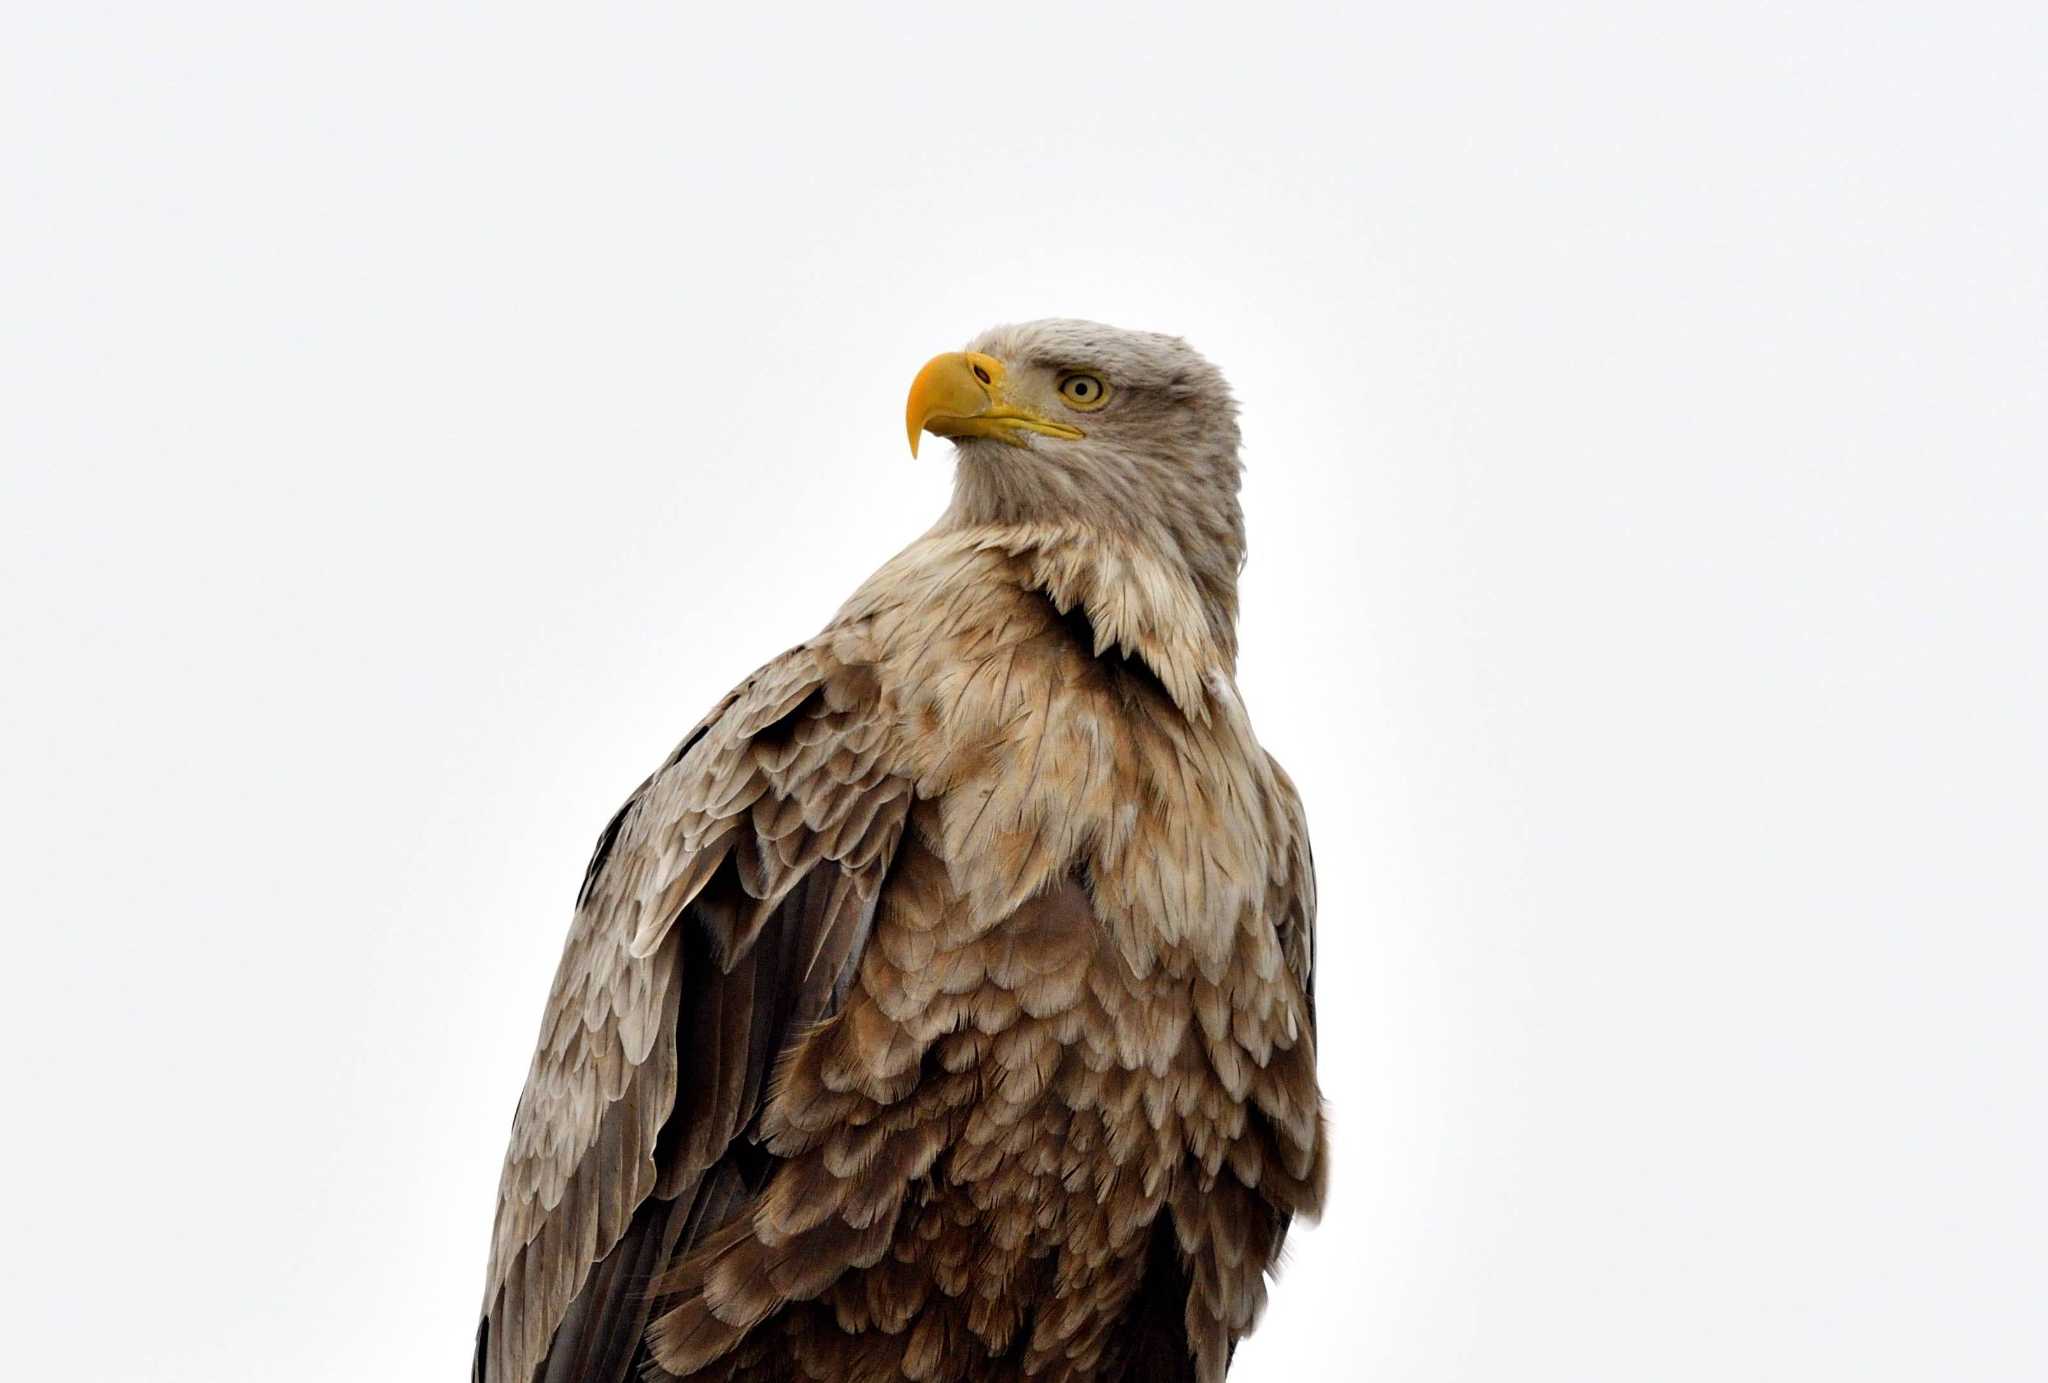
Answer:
[1056,373,1111,411]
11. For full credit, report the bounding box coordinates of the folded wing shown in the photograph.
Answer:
[476,645,910,1383]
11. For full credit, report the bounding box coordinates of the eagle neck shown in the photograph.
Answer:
[942,520,1233,723]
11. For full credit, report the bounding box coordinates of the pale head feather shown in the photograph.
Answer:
[936,319,1247,660]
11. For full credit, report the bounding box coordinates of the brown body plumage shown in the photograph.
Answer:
[477,321,1326,1383]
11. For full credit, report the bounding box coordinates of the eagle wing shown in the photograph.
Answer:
[476,643,910,1383]
[1267,751,1316,1022]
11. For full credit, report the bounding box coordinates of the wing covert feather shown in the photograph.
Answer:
[1264,753,1317,1019]
[478,643,909,1383]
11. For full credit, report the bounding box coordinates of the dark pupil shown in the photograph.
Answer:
[1073,380,1092,396]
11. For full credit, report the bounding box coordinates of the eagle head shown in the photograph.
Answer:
[907,319,1247,643]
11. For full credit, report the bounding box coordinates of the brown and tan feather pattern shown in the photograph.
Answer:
[477,320,1327,1383]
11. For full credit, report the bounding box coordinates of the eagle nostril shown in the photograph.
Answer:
[971,363,992,385]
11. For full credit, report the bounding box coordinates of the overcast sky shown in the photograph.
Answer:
[3,5,2044,1380]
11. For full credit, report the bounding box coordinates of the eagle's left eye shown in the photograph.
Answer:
[1057,373,1111,411]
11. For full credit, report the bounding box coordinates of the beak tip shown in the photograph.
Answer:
[907,350,996,462]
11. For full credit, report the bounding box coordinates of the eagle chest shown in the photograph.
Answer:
[725,642,1292,1373]
[748,820,1282,1378]
[864,580,1277,976]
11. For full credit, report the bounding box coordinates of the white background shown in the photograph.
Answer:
[3,5,2043,1380]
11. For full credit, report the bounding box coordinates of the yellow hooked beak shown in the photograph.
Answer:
[904,351,1086,457]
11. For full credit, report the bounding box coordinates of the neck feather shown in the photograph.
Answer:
[928,518,1234,721]
[940,442,1245,674]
